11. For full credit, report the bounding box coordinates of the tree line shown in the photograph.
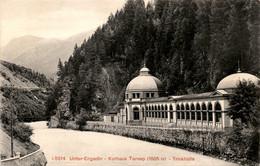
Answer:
[1,60,52,88]
[46,0,259,120]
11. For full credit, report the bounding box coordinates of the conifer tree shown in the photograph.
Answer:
[57,59,64,80]
[228,81,259,128]
[223,0,249,75]
[209,0,230,85]
[247,0,260,75]
[192,0,212,92]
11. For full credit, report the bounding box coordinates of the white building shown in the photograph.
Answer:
[105,65,259,130]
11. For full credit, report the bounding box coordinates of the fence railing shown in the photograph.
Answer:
[88,121,223,131]
[1,148,46,166]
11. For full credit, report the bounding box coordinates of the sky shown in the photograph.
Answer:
[0,0,150,47]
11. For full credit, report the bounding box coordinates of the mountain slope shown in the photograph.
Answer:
[1,30,95,78]
[0,60,51,122]
[0,61,49,162]
[1,36,43,62]
[0,62,39,89]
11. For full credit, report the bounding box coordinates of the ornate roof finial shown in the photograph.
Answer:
[237,60,241,73]
[140,58,150,75]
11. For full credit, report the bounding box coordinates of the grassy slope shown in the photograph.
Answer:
[0,126,39,158]
[0,61,49,159]
[0,63,39,88]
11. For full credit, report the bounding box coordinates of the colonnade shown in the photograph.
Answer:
[131,100,226,128]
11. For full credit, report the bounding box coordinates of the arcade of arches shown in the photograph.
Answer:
[127,100,226,129]
[104,65,259,130]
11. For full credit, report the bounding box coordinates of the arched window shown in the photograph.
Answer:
[191,103,195,120]
[165,105,168,110]
[196,103,201,110]
[191,103,195,110]
[208,103,212,110]
[155,105,157,110]
[185,104,190,120]
[177,104,180,110]
[170,105,173,110]
[202,103,207,110]
[208,102,212,121]
[158,105,161,110]
[201,103,207,121]
[186,104,190,110]
[181,104,185,110]
[196,103,201,121]
[215,102,221,111]
[146,106,148,110]
[152,105,154,110]
[215,102,222,122]
[149,105,151,110]
[161,105,164,110]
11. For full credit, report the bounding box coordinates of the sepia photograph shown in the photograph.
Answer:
[0,0,259,165]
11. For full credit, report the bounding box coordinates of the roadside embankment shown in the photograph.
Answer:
[1,148,47,166]
[1,127,47,166]
[83,121,258,165]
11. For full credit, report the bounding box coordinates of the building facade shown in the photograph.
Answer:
[104,65,259,130]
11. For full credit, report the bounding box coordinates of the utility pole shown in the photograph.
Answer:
[10,92,16,158]
[10,105,14,157]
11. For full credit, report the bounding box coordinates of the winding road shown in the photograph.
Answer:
[28,121,237,166]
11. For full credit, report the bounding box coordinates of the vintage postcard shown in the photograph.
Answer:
[1,0,259,165]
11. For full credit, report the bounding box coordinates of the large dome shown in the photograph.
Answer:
[217,72,259,90]
[126,66,164,92]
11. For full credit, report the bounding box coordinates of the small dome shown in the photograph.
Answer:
[140,67,150,73]
[217,72,259,90]
[126,66,164,92]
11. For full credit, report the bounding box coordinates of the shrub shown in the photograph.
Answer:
[13,123,33,142]
[224,124,259,163]
[76,113,91,130]
[1,108,33,143]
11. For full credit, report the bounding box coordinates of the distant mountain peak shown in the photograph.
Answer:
[1,30,95,78]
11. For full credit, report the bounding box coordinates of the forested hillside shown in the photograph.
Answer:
[1,60,52,88]
[47,0,259,124]
[0,60,52,122]
[0,61,51,159]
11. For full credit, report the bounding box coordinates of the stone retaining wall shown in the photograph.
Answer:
[84,122,259,165]
[1,149,47,166]
[84,122,224,154]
